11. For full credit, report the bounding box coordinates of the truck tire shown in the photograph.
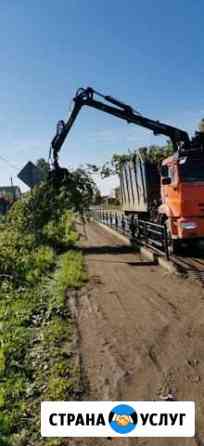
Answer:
[168,233,181,255]
[169,238,180,255]
[167,220,180,255]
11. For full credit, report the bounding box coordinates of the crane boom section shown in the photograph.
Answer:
[51,87,190,168]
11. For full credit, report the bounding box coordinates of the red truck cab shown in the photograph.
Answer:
[159,153,204,249]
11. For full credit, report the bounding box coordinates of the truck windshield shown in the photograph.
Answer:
[179,159,204,182]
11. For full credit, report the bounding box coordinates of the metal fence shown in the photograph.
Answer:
[90,208,170,260]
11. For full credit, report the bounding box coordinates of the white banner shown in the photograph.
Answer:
[41,401,195,437]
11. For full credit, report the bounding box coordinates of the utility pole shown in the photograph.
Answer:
[10,177,16,201]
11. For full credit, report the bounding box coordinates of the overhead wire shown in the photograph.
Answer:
[0,155,20,171]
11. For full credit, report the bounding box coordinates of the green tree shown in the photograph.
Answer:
[99,143,174,177]
[8,165,97,236]
[93,188,102,205]
[36,158,50,181]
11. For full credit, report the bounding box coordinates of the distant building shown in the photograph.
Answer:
[0,186,21,215]
[0,186,21,200]
[100,191,120,207]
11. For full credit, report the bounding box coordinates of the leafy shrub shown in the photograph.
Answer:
[0,170,89,445]
[25,246,55,284]
[53,251,87,294]
[100,143,174,176]
[42,210,78,249]
[0,227,55,285]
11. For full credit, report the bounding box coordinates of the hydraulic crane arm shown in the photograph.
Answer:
[51,87,191,168]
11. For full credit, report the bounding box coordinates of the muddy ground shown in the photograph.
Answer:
[68,221,204,446]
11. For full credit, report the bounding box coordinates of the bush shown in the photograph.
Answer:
[42,210,78,250]
[0,171,90,445]
[25,246,55,284]
[0,227,55,285]
[54,251,87,291]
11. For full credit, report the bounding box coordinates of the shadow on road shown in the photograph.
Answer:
[78,244,156,266]
[86,259,155,266]
[80,245,138,255]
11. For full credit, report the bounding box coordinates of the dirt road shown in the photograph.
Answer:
[72,221,204,446]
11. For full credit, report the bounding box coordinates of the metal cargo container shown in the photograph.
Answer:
[120,153,160,214]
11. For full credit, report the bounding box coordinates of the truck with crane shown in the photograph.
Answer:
[50,87,204,253]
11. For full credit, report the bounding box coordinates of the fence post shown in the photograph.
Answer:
[115,213,118,230]
[129,215,136,241]
[121,214,125,233]
[143,221,147,244]
[163,223,170,260]
[110,213,112,226]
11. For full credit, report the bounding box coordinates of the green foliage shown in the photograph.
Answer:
[0,248,86,445]
[43,210,78,250]
[0,171,88,445]
[70,167,97,210]
[0,223,55,285]
[138,143,174,164]
[7,164,96,239]
[99,143,174,177]
[47,251,87,316]
[25,245,55,284]
[36,158,50,181]
[54,251,87,292]
[0,348,5,376]
[101,153,132,177]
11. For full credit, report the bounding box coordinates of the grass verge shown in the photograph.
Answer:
[0,250,87,446]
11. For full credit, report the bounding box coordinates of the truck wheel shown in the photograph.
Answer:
[169,239,180,255]
[166,221,180,255]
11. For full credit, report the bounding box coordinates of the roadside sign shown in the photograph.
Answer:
[18,161,42,188]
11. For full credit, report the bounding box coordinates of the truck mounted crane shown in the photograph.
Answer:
[50,87,204,253]
[50,87,191,169]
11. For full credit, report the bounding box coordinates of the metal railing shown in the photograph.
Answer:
[90,208,170,260]
[136,218,169,260]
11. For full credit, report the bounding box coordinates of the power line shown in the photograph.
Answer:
[0,155,20,171]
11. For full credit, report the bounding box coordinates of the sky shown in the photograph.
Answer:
[0,0,204,194]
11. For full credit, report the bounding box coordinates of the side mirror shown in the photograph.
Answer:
[162,177,171,185]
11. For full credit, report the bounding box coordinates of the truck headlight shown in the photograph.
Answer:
[180,221,198,230]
